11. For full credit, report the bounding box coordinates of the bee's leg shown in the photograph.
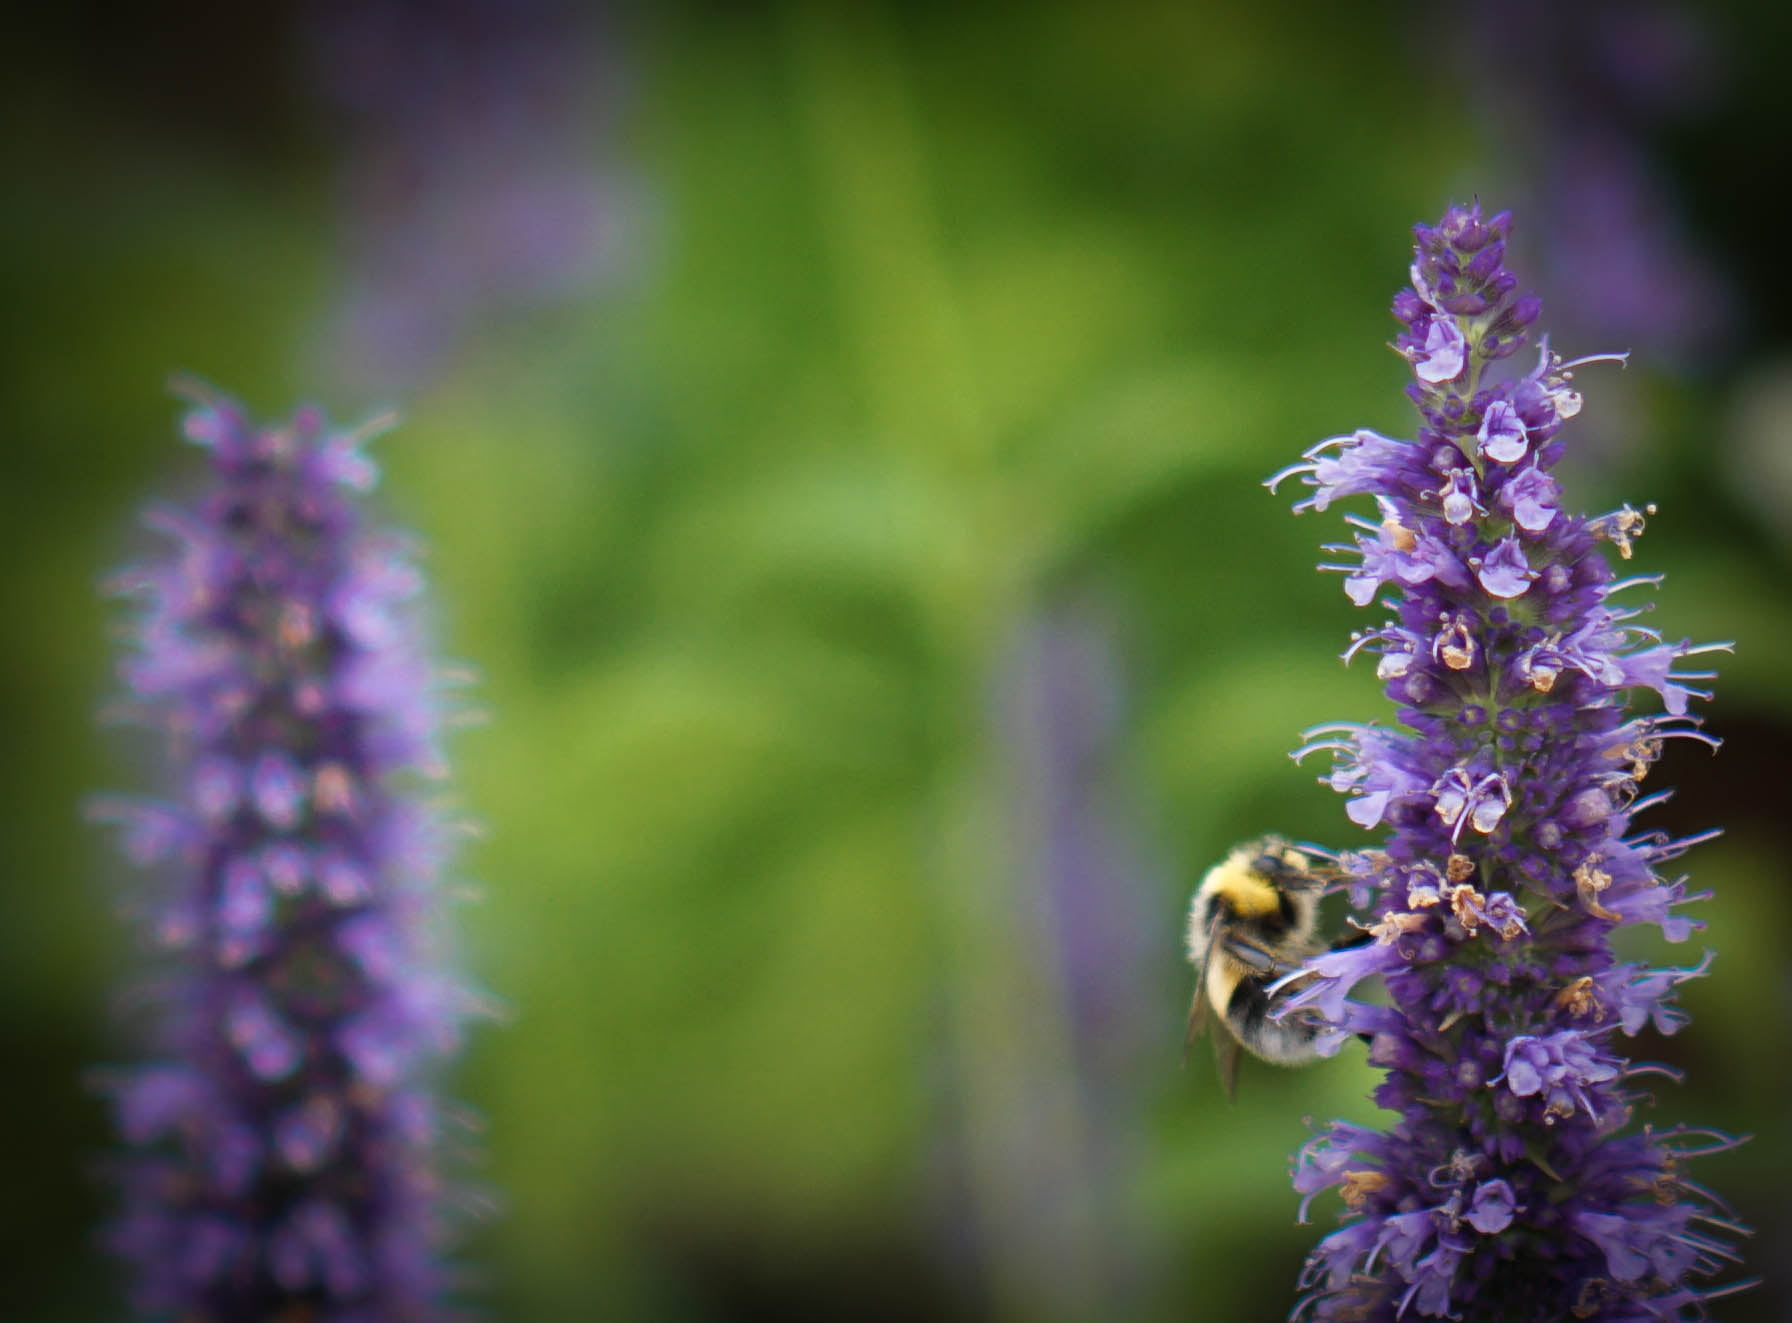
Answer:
[1221,934,1307,978]
[1233,938,1377,1053]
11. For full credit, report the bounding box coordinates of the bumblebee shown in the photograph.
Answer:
[1184,835,1335,1096]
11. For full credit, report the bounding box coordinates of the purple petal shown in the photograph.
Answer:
[1414,317,1467,384]
[250,751,306,830]
[1466,1179,1517,1234]
[1475,536,1536,598]
[1477,399,1528,462]
[1501,467,1559,532]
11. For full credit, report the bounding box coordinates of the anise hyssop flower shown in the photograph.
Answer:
[1266,205,1747,1322]
[94,386,481,1322]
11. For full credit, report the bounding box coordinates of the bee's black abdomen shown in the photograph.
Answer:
[1225,972,1324,1064]
[1226,976,1273,1037]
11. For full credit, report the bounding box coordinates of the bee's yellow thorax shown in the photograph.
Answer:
[1206,858,1284,918]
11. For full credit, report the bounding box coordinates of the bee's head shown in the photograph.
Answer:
[1186,836,1322,960]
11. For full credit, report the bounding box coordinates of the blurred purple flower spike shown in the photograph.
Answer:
[1466,0,1732,368]
[93,383,486,1321]
[1269,205,1750,1320]
[311,0,639,396]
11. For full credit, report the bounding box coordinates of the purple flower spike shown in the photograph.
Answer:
[1270,205,1747,1320]
[93,383,486,1322]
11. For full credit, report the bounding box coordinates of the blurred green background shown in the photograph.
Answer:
[5,2,1791,1320]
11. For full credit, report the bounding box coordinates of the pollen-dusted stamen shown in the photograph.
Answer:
[276,600,318,651]
[1575,859,1622,921]
[314,762,357,816]
[1448,884,1488,932]
[1357,910,1429,945]
[1588,503,1659,560]
[1446,854,1474,883]
[1340,1170,1390,1210]
[1555,977,1602,1020]
[1604,727,1666,782]
[1434,617,1476,671]
[1430,1150,1487,1187]
[1441,882,1527,940]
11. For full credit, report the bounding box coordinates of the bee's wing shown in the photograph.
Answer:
[1211,1026,1243,1101]
[1198,931,1315,1098]
[1223,932,1309,978]
[1183,981,1209,1054]
[1182,906,1227,1061]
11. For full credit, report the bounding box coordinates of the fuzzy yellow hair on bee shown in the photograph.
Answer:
[1184,835,1335,1096]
